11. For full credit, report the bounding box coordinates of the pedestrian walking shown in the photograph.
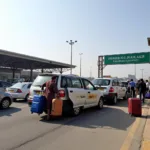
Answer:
[146,80,149,93]
[135,80,140,96]
[139,79,146,103]
[129,79,136,98]
[42,76,58,120]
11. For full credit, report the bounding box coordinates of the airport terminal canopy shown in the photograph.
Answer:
[0,49,76,69]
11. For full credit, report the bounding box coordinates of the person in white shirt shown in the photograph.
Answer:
[146,80,149,92]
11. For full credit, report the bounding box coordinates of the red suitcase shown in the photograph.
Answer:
[128,98,142,116]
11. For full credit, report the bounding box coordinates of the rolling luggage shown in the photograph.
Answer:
[51,98,63,116]
[31,95,46,115]
[145,92,150,99]
[128,98,141,117]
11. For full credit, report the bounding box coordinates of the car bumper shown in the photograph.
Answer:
[8,93,25,99]
[28,98,33,106]
[104,93,116,101]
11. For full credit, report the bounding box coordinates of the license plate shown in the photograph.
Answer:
[99,88,104,91]
[9,90,14,93]
[35,91,42,95]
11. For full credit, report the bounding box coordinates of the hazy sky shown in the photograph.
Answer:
[0,0,150,79]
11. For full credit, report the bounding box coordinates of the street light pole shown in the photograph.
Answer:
[79,53,83,77]
[66,40,77,74]
[141,69,144,78]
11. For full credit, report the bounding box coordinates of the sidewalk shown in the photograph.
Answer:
[141,100,150,150]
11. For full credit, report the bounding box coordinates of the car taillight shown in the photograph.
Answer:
[59,90,65,97]
[109,87,114,93]
[17,89,22,93]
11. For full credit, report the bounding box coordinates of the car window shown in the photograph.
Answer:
[11,83,25,88]
[83,79,95,90]
[66,77,72,88]
[32,75,58,86]
[0,82,3,88]
[71,78,82,88]
[27,84,32,89]
[112,79,117,86]
[92,79,110,86]
[61,77,67,88]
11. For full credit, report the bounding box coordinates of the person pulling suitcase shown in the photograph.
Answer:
[42,76,58,120]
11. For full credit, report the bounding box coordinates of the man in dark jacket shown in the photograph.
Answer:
[139,79,146,103]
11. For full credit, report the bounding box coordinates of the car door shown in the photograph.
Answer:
[118,82,124,98]
[121,82,127,97]
[82,79,99,106]
[112,79,120,98]
[67,77,86,107]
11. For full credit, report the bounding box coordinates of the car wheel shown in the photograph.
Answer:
[113,95,117,104]
[1,98,10,109]
[123,93,128,100]
[25,94,29,101]
[72,107,81,116]
[97,97,104,109]
[13,98,17,102]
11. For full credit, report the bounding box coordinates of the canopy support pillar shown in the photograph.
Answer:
[30,69,33,82]
[60,68,63,74]
[12,69,15,79]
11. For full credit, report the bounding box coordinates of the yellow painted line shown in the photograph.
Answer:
[120,108,147,150]
[142,140,150,150]
[120,117,141,150]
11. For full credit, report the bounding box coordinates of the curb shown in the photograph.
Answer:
[120,100,150,150]
[141,100,150,150]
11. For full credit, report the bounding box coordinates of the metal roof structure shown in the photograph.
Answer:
[0,49,76,69]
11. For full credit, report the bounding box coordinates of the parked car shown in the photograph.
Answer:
[92,77,127,104]
[28,74,104,116]
[6,82,32,101]
[0,81,12,92]
[0,91,13,109]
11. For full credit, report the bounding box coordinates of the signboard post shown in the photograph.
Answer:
[104,52,150,65]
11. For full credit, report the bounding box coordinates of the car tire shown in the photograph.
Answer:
[1,98,11,109]
[97,97,104,109]
[72,107,81,116]
[112,95,117,105]
[123,93,128,100]
[13,98,17,102]
[25,94,29,101]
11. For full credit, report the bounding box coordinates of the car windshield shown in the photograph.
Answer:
[121,82,128,87]
[11,83,25,88]
[92,79,110,86]
[32,75,57,86]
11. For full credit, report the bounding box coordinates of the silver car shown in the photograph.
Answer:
[6,82,32,101]
[0,91,13,109]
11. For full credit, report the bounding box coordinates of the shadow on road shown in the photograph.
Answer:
[40,105,135,131]
[13,99,27,103]
[0,107,21,117]
[105,100,128,108]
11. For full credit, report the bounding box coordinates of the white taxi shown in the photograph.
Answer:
[28,74,104,116]
[92,77,127,104]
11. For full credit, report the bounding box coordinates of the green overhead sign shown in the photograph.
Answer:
[104,52,150,65]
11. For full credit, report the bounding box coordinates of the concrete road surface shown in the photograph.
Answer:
[0,100,135,150]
